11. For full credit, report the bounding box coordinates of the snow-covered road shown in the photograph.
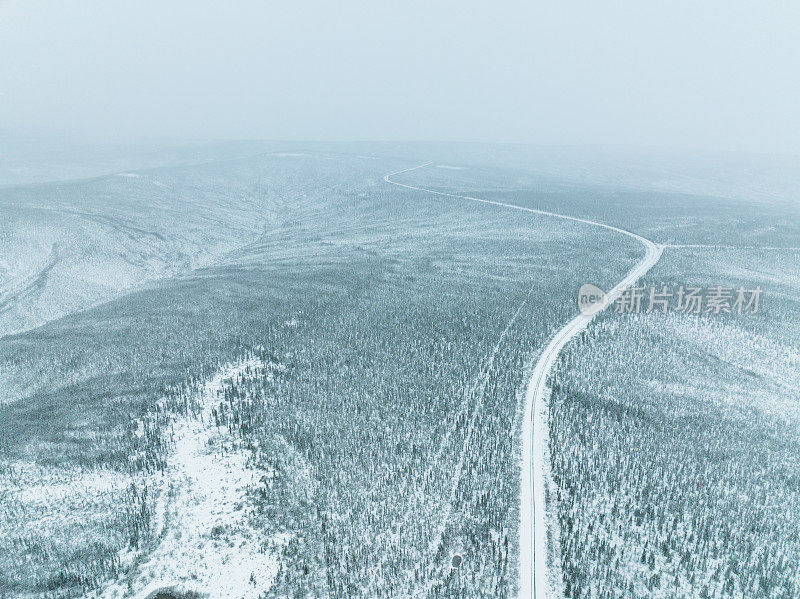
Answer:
[384,163,663,599]
[520,234,661,599]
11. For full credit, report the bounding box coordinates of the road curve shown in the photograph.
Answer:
[519,235,661,599]
[384,163,663,599]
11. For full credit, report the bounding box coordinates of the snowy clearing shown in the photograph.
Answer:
[95,356,282,599]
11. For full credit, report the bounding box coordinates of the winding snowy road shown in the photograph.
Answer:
[384,163,663,599]
[520,234,661,599]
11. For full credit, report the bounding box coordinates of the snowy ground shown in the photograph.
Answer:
[94,356,282,599]
[5,144,795,598]
[0,154,281,340]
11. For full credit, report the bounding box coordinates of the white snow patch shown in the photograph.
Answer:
[8,467,122,504]
[435,164,467,170]
[96,356,281,599]
[116,173,141,178]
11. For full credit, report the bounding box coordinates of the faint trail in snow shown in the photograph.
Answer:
[385,163,664,599]
[431,285,531,465]
[414,285,536,598]
[368,245,535,591]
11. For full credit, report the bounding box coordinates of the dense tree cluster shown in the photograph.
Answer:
[192,276,547,598]
[0,155,643,598]
[549,310,800,599]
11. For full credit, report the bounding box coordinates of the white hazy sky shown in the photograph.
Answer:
[1,0,799,153]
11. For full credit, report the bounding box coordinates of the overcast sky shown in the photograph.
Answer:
[1,0,799,154]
